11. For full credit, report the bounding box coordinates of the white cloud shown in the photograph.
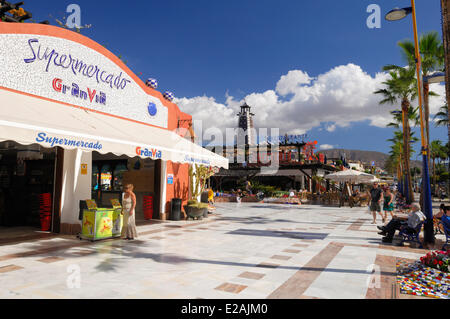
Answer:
[319,144,335,150]
[175,63,444,140]
[326,124,336,132]
[276,70,312,96]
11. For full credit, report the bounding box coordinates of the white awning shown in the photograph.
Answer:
[0,88,228,169]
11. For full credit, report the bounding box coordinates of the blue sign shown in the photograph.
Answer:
[36,132,102,150]
[24,38,131,90]
[147,102,157,116]
[266,134,307,144]
[167,174,174,185]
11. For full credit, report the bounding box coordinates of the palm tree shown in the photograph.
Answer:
[387,106,420,129]
[395,31,444,154]
[434,105,449,127]
[430,140,447,194]
[441,0,450,198]
[375,66,417,203]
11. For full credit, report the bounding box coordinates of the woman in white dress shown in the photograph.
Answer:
[121,184,138,240]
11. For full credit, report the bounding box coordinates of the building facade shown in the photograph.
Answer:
[0,22,227,235]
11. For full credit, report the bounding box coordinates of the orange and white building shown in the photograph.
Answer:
[0,22,227,235]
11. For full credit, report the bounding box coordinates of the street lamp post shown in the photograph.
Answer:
[385,0,435,244]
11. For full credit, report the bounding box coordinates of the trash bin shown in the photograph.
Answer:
[170,198,182,221]
[200,192,209,203]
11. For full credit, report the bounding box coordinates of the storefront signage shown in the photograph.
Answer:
[52,78,106,105]
[0,32,168,128]
[167,174,174,185]
[24,38,131,90]
[184,155,211,165]
[266,134,307,145]
[36,132,102,150]
[135,146,162,159]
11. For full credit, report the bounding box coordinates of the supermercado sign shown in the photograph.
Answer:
[36,132,102,150]
[0,33,168,128]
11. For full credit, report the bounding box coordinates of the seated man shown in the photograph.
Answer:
[377,203,426,243]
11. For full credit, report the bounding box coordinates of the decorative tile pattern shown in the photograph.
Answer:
[238,272,266,280]
[215,283,247,294]
[268,242,344,299]
[270,255,292,261]
[37,257,65,264]
[0,264,23,273]
[283,249,301,254]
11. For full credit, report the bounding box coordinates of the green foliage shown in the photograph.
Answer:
[398,31,444,76]
[188,164,214,200]
[187,201,208,209]
[434,105,449,127]
[250,181,280,197]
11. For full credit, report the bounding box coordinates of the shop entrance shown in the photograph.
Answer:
[92,152,161,221]
[0,141,56,240]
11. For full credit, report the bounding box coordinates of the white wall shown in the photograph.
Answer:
[60,149,92,225]
[160,160,167,216]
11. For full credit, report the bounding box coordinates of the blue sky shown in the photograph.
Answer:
[27,0,448,156]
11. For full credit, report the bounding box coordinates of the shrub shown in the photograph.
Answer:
[420,250,450,273]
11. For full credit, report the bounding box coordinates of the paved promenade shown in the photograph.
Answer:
[0,202,444,299]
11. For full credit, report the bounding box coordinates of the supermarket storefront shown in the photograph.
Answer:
[0,22,227,235]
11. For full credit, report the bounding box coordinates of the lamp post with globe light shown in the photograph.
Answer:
[385,1,435,245]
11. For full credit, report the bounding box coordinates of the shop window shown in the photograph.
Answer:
[113,163,128,191]
[92,165,99,191]
[100,164,112,191]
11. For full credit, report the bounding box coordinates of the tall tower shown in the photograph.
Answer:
[236,102,256,146]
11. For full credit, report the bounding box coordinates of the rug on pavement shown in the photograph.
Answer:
[396,259,449,299]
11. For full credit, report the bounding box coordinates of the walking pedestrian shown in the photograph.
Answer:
[383,187,395,222]
[121,184,138,240]
[368,182,384,224]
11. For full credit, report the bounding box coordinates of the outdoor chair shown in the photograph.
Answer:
[434,217,444,235]
[359,195,370,206]
[398,221,424,248]
[440,221,449,250]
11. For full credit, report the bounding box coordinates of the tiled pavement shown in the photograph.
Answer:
[0,202,446,299]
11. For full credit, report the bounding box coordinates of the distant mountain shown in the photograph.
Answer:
[318,149,421,169]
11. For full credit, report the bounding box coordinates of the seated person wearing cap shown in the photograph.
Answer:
[377,203,426,243]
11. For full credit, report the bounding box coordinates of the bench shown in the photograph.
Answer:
[398,221,424,248]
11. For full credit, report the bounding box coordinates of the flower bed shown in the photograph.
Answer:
[420,250,449,273]
[396,255,449,299]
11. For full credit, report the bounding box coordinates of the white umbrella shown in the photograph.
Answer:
[325,170,376,184]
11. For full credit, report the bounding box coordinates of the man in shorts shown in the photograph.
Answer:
[369,182,384,224]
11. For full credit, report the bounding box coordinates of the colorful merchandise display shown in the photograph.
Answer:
[396,259,449,299]
[80,199,123,241]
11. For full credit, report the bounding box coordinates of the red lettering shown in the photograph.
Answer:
[87,88,96,103]
[52,78,62,92]
[136,147,141,156]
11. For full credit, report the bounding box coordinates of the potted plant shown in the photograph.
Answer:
[186,164,215,220]
[184,200,209,220]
